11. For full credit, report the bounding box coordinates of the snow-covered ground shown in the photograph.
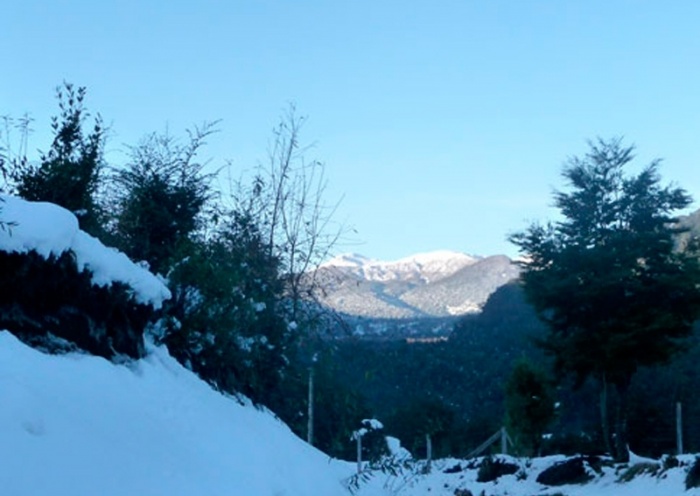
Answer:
[3,328,700,496]
[340,453,700,496]
[0,331,347,496]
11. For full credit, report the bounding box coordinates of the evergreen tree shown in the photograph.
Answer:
[510,138,700,461]
[505,359,555,457]
[12,83,105,236]
[110,124,216,276]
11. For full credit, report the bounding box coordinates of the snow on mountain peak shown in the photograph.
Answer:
[395,250,477,265]
[322,250,479,283]
[320,252,375,268]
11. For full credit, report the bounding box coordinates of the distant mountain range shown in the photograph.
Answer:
[314,250,520,321]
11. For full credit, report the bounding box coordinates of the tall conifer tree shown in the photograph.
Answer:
[510,138,700,461]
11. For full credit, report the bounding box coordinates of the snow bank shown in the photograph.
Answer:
[0,331,347,496]
[0,195,170,308]
[342,454,700,496]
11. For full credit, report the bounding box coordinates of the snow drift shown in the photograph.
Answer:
[0,331,347,496]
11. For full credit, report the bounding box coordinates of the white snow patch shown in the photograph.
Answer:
[338,454,700,496]
[0,195,170,308]
[322,250,479,283]
[0,330,346,496]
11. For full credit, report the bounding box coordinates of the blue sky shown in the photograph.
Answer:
[3,1,700,260]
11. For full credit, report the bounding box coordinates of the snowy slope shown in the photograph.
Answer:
[0,331,347,496]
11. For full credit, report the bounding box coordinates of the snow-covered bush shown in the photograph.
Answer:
[536,456,597,486]
[162,211,289,404]
[0,195,169,359]
[0,250,155,358]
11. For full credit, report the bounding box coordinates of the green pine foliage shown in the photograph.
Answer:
[110,124,216,276]
[510,138,700,460]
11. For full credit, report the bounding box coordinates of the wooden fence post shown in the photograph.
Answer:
[357,434,363,474]
[426,433,432,473]
[677,402,683,456]
[307,366,314,446]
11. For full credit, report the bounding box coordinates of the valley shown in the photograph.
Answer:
[316,250,520,339]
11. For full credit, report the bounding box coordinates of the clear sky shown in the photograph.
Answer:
[3,1,700,260]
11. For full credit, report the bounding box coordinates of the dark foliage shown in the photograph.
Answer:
[476,456,519,483]
[510,138,700,460]
[163,212,288,403]
[536,457,595,486]
[331,282,547,458]
[327,278,700,459]
[11,83,105,236]
[0,250,154,359]
[505,359,556,456]
[686,457,700,490]
[279,349,376,461]
[110,124,216,276]
[356,419,390,464]
[385,397,456,459]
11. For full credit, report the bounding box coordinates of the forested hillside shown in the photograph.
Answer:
[0,84,367,460]
[4,85,700,474]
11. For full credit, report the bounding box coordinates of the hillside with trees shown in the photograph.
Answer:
[329,139,700,462]
[0,83,367,460]
[3,85,700,472]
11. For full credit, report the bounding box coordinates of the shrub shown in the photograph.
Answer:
[476,456,519,483]
[0,250,155,359]
[536,457,594,486]
[12,83,105,237]
[505,359,555,456]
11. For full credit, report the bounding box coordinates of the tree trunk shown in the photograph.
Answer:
[600,374,613,456]
[614,382,630,463]
[425,433,432,473]
[307,366,314,446]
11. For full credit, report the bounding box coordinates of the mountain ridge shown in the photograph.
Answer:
[315,250,520,323]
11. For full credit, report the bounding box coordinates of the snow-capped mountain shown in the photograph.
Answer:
[321,250,479,284]
[316,250,520,319]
